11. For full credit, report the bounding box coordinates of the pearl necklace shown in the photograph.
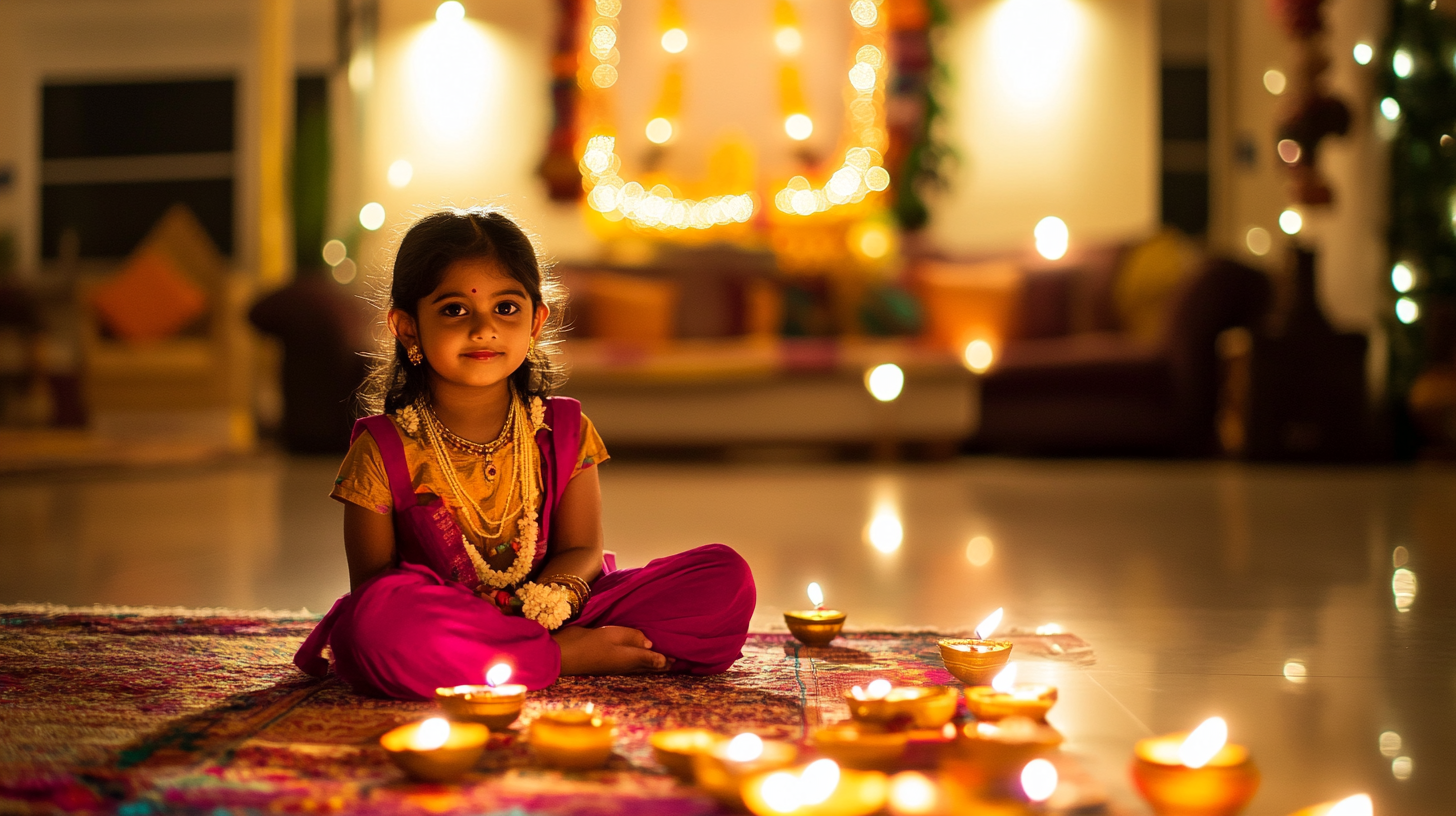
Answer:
[418,387,544,589]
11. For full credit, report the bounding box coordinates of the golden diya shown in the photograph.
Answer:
[379,716,488,783]
[785,582,847,647]
[530,705,617,770]
[1287,794,1372,816]
[435,662,528,730]
[650,727,723,781]
[941,716,1064,794]
[844,679,959,730]
[742,758,889,816]
[963,663,1058,722]
[693,732,800,807]
[810,722,909,771]
[938,607,1013,686]
[1130,717,1260,816]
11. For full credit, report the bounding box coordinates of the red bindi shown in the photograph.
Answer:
[471,288,477,293]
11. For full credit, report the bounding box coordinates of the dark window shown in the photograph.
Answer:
[42,80,235,159]
[41,180,234,258]
[40,79,236,258]
[1161,172,1209,236]
[1161,67,1209,141]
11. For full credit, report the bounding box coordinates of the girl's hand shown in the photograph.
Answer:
[553,625,672,675]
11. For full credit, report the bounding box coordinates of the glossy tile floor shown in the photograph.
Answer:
[1,456,1451,815]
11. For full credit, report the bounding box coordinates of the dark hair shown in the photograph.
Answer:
[358,206,568,416]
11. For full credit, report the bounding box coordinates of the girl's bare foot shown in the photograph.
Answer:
[553,625,672,675]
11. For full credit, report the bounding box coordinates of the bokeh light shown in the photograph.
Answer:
[1035,216,1069,260]
[1278,209,1302,235]
[966,535,994,566]
[1396,297,1420,325]
[1381,97,1401,120]
[645,117,674,144]
[359,202,386,231]
[775,26,802,56]
[785,113,814,141]
[1263,69,1287,94]
[963,339,994,373]
[321,239,347,267]
[866,364,905,402]
[1245,227,1271,256]
[1392,262,1414,293]
[387,159,414,188]
[1353,43,1374,65]
[661,28,687,54]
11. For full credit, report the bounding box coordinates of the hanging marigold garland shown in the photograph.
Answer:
[883,0,953,231]
[540,0,585,201]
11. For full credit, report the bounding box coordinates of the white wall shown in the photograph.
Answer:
[0,0,333,274]
[0,0,1163,274]
[926,0,1159,256]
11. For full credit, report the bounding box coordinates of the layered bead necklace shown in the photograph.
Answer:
[417,386,545,589]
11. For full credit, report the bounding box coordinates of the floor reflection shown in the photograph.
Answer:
[0,457,1450,814]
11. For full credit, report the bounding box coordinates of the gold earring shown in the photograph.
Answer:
[406,345,424,365]
[528,337,536,351]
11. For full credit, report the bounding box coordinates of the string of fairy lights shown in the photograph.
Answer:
[577,0,892,231]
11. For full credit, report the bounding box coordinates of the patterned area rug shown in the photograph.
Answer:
[0,606,1093,815]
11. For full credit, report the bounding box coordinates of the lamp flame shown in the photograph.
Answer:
[726,732,765,762]
[486,663,512,687]
[992,662,1018,693]
[800,759,841,805]
[1178,717,1228,768]
[412,717,451,750]
[760,771,802,813]
[1327,794,1373,816]
[974,607,1004,640]
[1021,758,1058,802]
[807,582,825,608]
[888,771,938,815]
[867,679,892,699]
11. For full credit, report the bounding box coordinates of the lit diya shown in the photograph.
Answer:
[964,663,1058,722]
[1130,717,1260,816]
[810,722,909,771]
[1287,794,1372,816]
[941,716,1064,793]
[742,758,889,816]
[785,582,847,647]
[379,716,488,783]
[938,608,1013,686]
[693,733,800,807]
[650,727,723,780]
[531,704,616,770]
[435,662,528,729]
[844,679,958,730]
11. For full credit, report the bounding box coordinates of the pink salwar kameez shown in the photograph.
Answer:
[294,397,755,699]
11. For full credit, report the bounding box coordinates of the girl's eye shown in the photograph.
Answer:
[495,302,521,316]
[441,303,467,317]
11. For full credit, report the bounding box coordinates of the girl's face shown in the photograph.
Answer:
[391,257,547,393]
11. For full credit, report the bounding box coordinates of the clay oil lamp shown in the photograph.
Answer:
[650,728,723,781]
[938,608,1013,686]
[693,733,800,807]
[785,582,847,647]
[1130,717,1260,816]
[1287,794,1373,816]
[379,716,488,783]
[742,758,889,816]
[964,663,1058,722]
[844,678,958,730]
[810,722,910,771]
[435,662,528,730]
[942,716,1064,794]
[530,704,616,770]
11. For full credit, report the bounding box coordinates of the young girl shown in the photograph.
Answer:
[294,208,756,700]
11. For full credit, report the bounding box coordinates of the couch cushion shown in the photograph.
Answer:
[91,247,208,345]
[1114,230,1201,345]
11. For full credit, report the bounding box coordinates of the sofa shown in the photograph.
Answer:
[914,234,1273,456]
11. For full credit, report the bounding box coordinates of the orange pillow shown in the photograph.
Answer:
[92,247,208,344]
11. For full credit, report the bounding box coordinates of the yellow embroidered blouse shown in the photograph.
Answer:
[331,412,609,550]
